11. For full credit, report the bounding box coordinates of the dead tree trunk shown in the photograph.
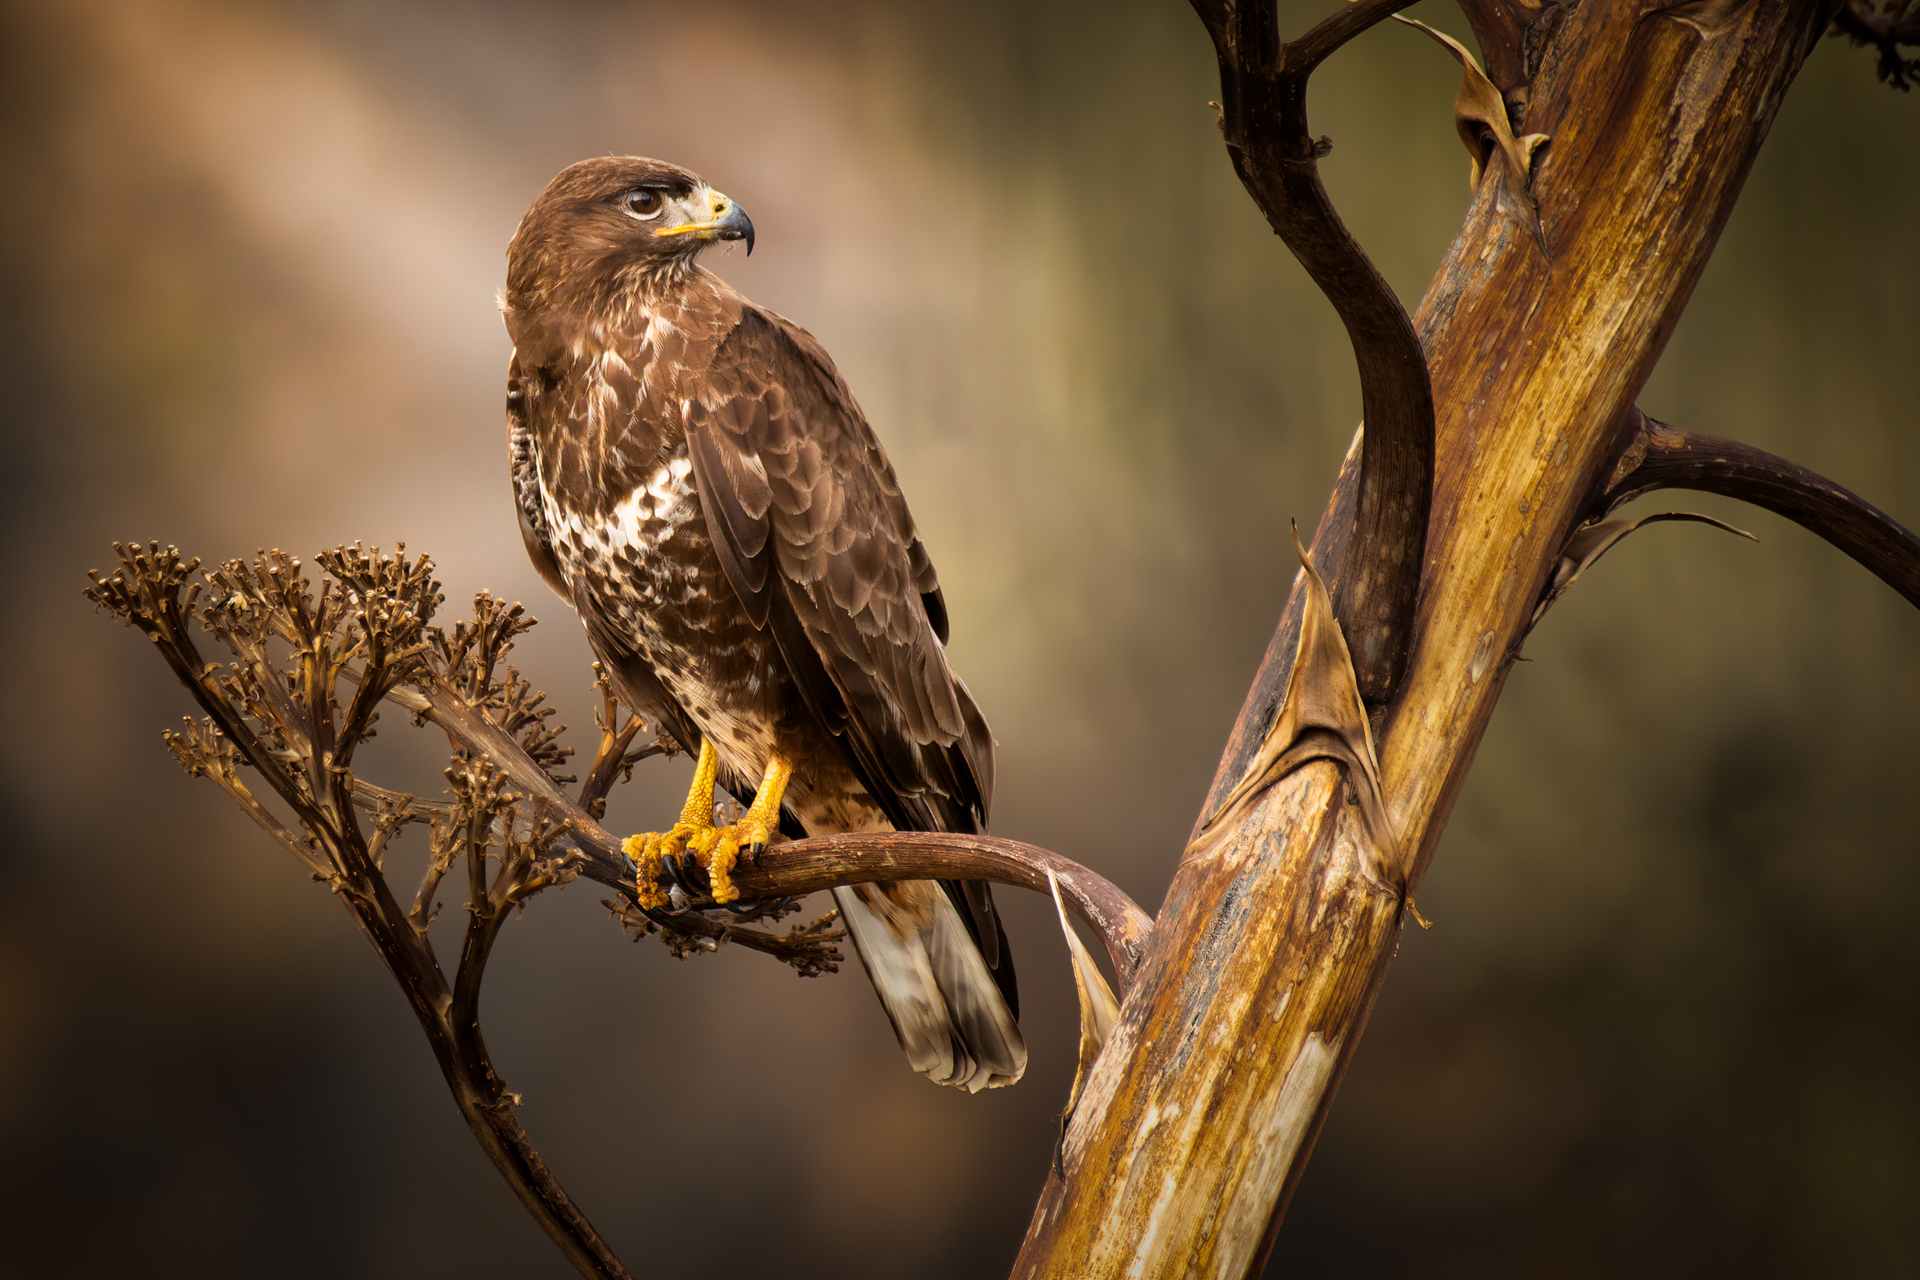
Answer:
[1012,2,1886,1276]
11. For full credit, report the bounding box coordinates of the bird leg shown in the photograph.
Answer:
[624,740,719,909]
[685,754,792,905]
[624,746,793,908]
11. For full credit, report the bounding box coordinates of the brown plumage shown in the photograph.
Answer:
[502,156,1024,1091]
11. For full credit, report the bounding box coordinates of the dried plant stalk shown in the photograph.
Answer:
[1013,3,1851,1276]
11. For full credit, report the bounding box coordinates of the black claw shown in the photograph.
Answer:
[686,852,719,899]
[658,852,694,896]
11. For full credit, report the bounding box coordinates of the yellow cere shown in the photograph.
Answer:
[651,190,734,239]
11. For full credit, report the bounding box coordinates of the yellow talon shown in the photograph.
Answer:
[686,825,741,904]
[624,824,700,909]
[624,744,791,908]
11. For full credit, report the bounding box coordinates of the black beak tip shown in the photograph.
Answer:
[719,205,756,256]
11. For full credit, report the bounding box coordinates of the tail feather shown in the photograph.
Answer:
[835,881,1027,1092]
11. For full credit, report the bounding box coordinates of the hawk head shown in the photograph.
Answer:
[502,156,754,354]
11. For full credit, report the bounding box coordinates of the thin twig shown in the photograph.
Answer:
[578,666,672,819]
[352,780,450,821]
[1290,0,1426,72]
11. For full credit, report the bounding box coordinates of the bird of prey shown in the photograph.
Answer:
[501,157,1025,1091]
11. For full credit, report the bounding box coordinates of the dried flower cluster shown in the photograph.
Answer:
[84,540,851,1277]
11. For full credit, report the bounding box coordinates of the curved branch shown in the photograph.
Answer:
[735,833,1155,985]
[1291,0,1428,72]
[392,674,1155,988]
[1605,413,1920,608]
[1188,0,1231,59]
[565,824,1152,992]
[111,546,1140,1276]
[1199,0,1434,703]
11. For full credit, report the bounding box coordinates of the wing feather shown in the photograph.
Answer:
[683,402,774,624]
[684,306,992,830]
[507,357,569,599]
[682,305,1013,1017]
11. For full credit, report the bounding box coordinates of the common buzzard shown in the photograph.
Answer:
[502,157,1024,1091]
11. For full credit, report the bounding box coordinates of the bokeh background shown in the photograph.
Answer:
[3,0,1916,1275]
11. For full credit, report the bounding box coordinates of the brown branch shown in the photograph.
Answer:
[361,817,632,1280]
[411,814,460,938]
[578,666,674,819]
[740,833,1154,986]
[581,817,1149,991]
[165,720,336,881]
[1290,0,1424,71]
[1456,0,1549,96]
[1199,0,1434,704]
[1188,0,1231,57]
[389,669,1154,989]
[351,779,450,821]
[1604,412,1920,608]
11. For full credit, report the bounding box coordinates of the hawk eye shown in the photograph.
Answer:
[622,188,665,219]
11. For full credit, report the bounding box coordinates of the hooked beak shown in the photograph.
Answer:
[712,197,754,254]
[653,189,756,255]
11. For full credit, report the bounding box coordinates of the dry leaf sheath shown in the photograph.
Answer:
[1201,524,1401,892]
[1394,14,1550,250]
[1049,869,1121,1136]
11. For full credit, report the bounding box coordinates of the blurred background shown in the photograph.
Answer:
[2,0,1915,1275]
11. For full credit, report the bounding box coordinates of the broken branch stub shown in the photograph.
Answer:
[1049,870,1121,1136]
[1009,530,1407,1280]
[1455,0,1553,96]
